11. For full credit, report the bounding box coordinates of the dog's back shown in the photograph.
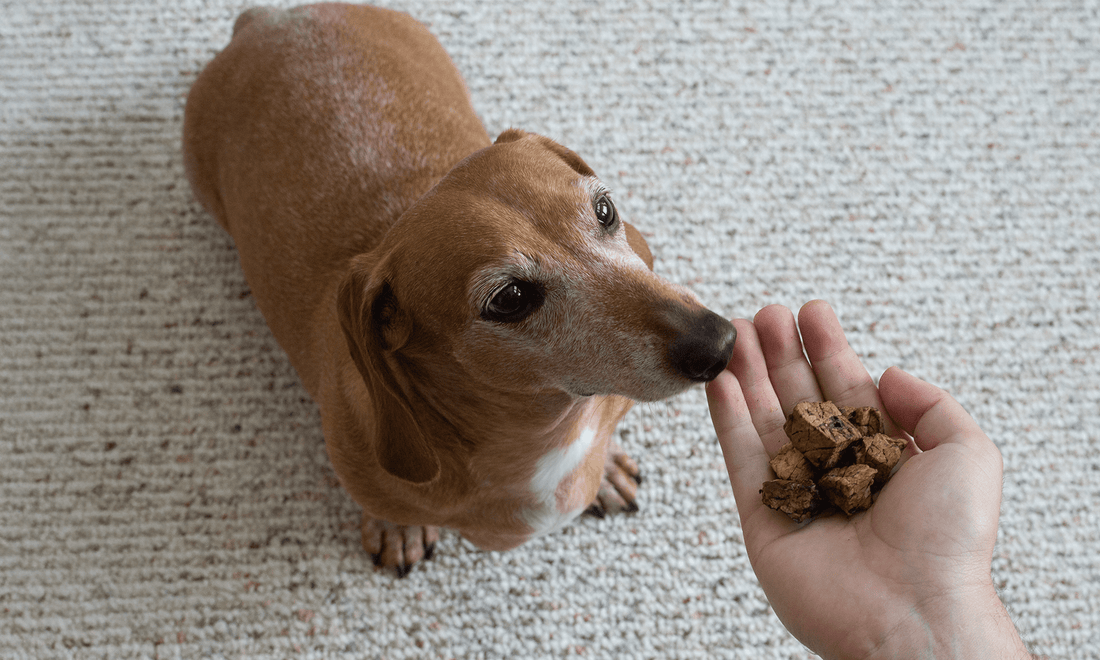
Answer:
[182,3,490,389]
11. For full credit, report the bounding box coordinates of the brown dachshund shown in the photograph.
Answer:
[183,3,736,576]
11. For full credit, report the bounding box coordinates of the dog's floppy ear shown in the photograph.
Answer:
[337,254,440,485]
[494,128,528,145]
[495,129,596,178]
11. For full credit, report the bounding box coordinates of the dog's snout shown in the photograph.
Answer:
[668,310,737,383]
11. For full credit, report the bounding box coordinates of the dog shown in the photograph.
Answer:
[183,3,736,576]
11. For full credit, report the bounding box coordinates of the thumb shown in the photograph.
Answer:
[878,366,993,455]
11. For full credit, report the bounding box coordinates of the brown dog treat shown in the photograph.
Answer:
[856,433,908,486]
[763,401,906,521]
[784,401,863,469]
[819,464,877,514]
[760,479,822,523]
[840,405,885,437]
[770,443,816,482]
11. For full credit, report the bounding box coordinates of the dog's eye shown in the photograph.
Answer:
[483,280,545,323]
[594,194,618,230]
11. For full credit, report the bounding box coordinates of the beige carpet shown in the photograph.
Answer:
[2,0,1098,657]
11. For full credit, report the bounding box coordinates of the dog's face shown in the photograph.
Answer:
[340,130,736,408]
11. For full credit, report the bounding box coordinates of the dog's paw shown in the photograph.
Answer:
[360,515,440,578]
[584,440,642,519]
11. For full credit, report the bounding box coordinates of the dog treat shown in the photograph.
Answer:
[759,480,822,523]
[840,405,885,437]
[856,433,908,486]
[819,464,876,514]
[769,443,816,483]
[761,402,905,522]
[783,401,863,469]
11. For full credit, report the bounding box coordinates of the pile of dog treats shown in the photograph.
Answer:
[760,401,907,522]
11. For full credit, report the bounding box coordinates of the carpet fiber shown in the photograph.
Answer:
[2,1,1098,658]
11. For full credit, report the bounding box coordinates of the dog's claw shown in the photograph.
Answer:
[584,503,606,519]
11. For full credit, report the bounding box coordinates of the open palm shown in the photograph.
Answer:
[706,301,1013,660]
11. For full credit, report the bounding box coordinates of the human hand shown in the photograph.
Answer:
[706,301,1032,660]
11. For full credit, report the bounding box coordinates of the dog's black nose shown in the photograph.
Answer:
[668,310,737,383]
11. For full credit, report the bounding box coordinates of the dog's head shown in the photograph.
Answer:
[338,130,735,482]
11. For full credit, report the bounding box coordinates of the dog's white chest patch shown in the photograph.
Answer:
[523,427,596,538]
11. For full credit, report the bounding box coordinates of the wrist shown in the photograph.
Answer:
[870,584,1032,660]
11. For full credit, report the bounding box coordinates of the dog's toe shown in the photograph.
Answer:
[361,515,440,577]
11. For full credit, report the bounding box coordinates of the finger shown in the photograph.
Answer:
[797,300,902,437]
[706,369,791,545]
[878,367,993,455]
[725,318,791,457]
[796,300,876,404]
[753,304,822,414]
